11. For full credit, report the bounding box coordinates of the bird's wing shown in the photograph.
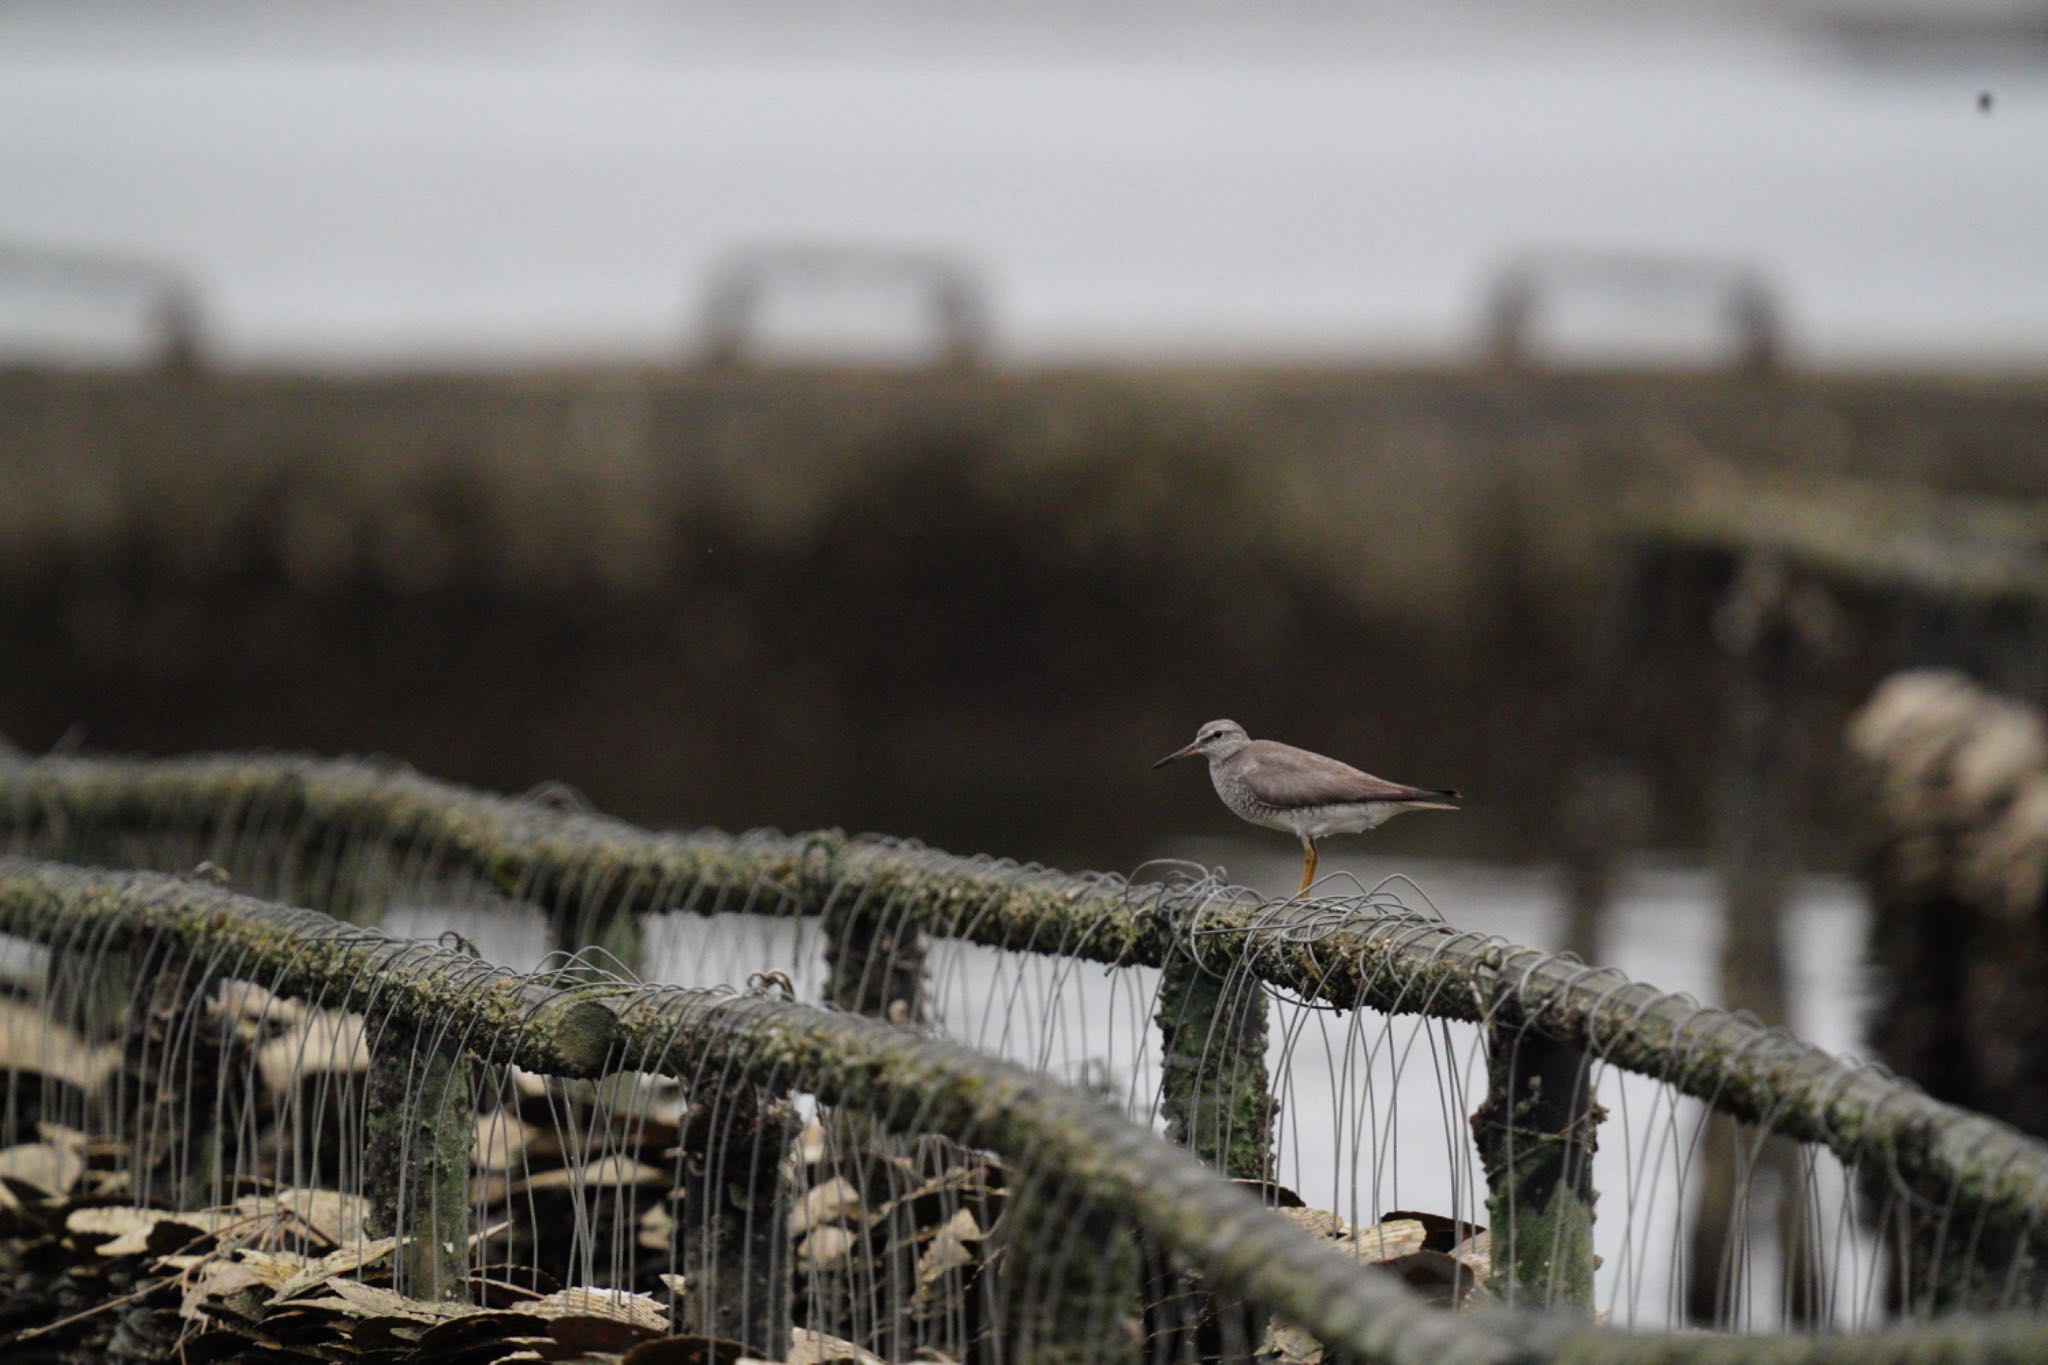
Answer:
[1238,741,1459,807]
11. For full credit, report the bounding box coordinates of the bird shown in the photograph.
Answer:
[1153,719,1460,894]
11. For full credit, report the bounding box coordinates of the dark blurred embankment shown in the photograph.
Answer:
[4,365,2045,868]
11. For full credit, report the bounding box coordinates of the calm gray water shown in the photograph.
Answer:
[2,3,2045,370]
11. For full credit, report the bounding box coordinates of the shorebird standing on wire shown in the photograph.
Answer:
[1153,719,1461,894]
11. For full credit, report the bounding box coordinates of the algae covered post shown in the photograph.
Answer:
[1472,1016,1599,1311]
[364,1024,473,1301]
[1155,940,1275,1182]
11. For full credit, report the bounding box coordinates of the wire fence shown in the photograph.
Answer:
[3,751,2047,1361]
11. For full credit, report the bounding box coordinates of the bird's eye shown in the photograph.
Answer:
[1204,731,1221,742]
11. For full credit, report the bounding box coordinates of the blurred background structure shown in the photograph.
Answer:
[4,0,2048,1333]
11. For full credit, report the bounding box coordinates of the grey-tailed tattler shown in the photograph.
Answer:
[1153,719,1460,893]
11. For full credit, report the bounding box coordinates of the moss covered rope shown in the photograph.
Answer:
[0,856,619,1079]
[12,857,2048,1361]
[0,856,1532,1365]
[6,754,2048,1252]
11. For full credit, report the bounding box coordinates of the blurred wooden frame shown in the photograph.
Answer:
[0,240,203,374]
[698,244,986,370]
[1484,248,1780,375]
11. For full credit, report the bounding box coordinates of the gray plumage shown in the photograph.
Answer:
[1153,719,1460,891]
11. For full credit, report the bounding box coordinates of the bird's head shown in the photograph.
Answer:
[1152,719,1250,769]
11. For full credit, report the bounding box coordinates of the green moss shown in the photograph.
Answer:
[1472,1029,1599,1312]
[1155,949,1273,1181]
[8,755,2048,1283]
[0,859,619,1078]
[364,1032,472,1300]
[675,1082,794,1354]
[22,850,2048,1358]
[1000,1170,1141,1364]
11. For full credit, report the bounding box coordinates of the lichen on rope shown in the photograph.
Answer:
[0,855,1532,1365]
[5,752,2048,1257]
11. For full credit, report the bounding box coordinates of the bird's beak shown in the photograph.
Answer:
[1151,741,1202,770]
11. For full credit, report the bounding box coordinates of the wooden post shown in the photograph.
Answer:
[364,1027,473,1301]
[43,918,136,1190]
[545,884,645,980]
[1471,1018,1599,1311]
[1559,543,1654,966]
[1685,554,1832,1326]
[588,905,645,978]
[1557,762,1650,965]
[822,894,925,1023]
[677,1081,795,1354]
[149,943,227,1212]
[808,893,925,1353]
[1154,947,1275,1181]
[999,1169,1140,1365]
[1152,944,1276,1357]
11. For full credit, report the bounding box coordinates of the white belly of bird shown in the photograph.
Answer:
[1275,803,1401,839]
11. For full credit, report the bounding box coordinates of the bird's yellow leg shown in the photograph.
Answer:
[1297,842,1318,895]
